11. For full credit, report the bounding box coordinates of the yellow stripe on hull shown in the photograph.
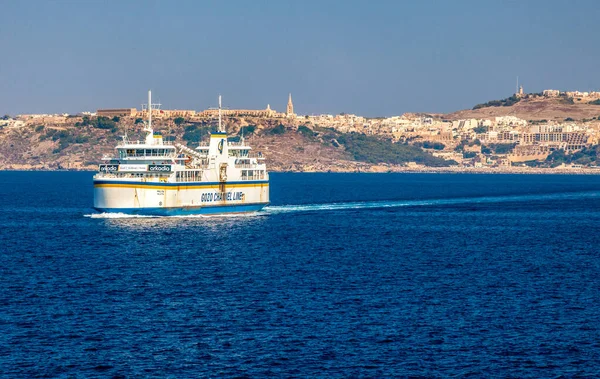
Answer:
[94,183,269,190]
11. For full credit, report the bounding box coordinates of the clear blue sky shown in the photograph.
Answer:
[2,0,600,117]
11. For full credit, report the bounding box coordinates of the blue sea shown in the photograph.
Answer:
[1,171,600,378]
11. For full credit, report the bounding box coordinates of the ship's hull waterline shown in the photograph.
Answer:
[93,180,269,216]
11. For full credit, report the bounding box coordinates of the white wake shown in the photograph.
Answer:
[263,191,600,214]
[83,191,600,218]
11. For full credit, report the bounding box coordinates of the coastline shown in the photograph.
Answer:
[2,166,600,175]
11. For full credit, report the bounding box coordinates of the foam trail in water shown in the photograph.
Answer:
[83,191,599,218]
[84,212,158,219]
[263,191,600,214]
[84,212,264,219]
[170,213,263,219]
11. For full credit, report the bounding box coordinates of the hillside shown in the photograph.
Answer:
[0,118,453,171]
[445,96,600,121]
[4,95,600,173]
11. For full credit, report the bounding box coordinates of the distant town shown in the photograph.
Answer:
[2,87,600,172]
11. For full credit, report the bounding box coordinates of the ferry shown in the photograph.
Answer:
[93,91,269,215]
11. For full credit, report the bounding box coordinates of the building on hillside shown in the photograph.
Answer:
[543,89,560,97]
[0,119,26,128]
[495,116,527,127]
[138,109,197,118]
[97,108,137,118]
[197,104,281,118]
[163,110,197,118]
[564,132,588,151]
[451,119,479,130]
[428,131,454,142]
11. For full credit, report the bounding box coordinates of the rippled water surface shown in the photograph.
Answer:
[1,171,600,377]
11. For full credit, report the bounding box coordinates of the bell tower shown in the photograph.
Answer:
[286,93,294,117]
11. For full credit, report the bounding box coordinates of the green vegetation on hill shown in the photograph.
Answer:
[454,139,481,152]
[455,141,516,155]
[472,95,521,110]
[588,99,600,105]
[559,95,574,105]
[335,133,456,167]
[228,125,257,142]
[414,141,445,150]
[545,147,599,167]
[481,143,517,155]
[512,147,599,168]
[238,125,256,136]
[529,120,548,125]
[75,116,117,131]
[269,124,286,135]
[297,125,314,138]
[182,124,216,146]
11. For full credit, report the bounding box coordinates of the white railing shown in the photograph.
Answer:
[116,140,176,147]
[94,172,172,180]
[131,152,176,158]
[103,155,177,161]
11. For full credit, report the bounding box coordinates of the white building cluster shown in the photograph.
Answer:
[299,110,597,167]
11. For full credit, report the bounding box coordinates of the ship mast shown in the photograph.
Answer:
[148,90,152,131]
[143,90,154,145]
[218,94,222,132]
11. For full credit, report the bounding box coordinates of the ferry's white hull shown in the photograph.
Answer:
[93,179,269,216]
